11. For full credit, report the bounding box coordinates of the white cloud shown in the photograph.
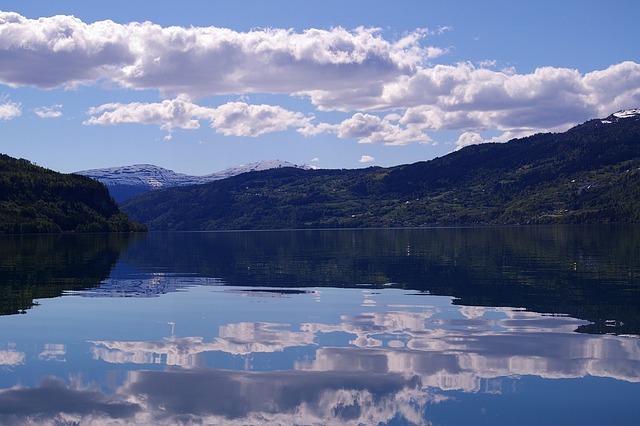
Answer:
[382,62,639,136]
[339,113,431,145]
[455,132,484,150]
[85,98,313,137]
[583,61,640,116]
[0,100,21,120]
[478,59,497,68]
[400,107,485,131]
[85,98,203,130]
[0,12,426,96]
[208,102,312,137]
[85,99,432,144]
[3,11,639,144]
[34,104,63,118]
[337,113,385,139]
[301,113,431,145]
[297,121,336,137]
[308,61,640,136]
[0,12,133,88]
[359,155,375,163]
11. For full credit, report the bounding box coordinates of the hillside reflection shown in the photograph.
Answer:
[115,225,640,334]
[0,233,135,315]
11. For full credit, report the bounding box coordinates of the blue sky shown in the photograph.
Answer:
[0,0,638,175]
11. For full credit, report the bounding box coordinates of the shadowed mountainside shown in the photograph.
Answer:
[122,110,640,230]
[0,154,146,233]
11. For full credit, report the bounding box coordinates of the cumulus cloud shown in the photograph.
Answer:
[583,61,640,115]
[2,11,639,145]
[303,113,431,145]
[359,155,375,163]
[85,98,429,144]
[85,98,313,137]
[327,61,636,125]
[287,61,640,143]
[0,12,426,95]
[455,132,484,150]
[209,102,311,137]
[34,104,63,118]
[86,98,205,130]
[0,99,21,120]
[378,62,639,139]
[339,113,431,145]
[0,12,133,88]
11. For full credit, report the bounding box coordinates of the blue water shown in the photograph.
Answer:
[0,227,639,425]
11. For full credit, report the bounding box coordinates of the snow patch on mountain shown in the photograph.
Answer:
[601,109,640,124]
[210,160,312,181]
[77,160,312,189]
[612,108,640,119]
[78,164,202,188]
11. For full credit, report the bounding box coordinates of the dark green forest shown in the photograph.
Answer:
[0,154,146,233]
[122,113,640,230]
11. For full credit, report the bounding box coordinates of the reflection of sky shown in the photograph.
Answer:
[89,302,640,388]
[1,286,639,425]
[38,344,66,362]
[92,322,317,366]
[0,370,430,426]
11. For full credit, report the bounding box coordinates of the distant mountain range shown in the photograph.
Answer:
[120,109,640,230]
[77,160,313,202]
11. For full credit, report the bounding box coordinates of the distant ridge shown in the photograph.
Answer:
[120,109,640,230]
[77,160,313,202]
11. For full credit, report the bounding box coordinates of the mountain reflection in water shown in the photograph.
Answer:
[0,227,639,425]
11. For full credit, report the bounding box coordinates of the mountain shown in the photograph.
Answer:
[77,160,313,202]
[0,154,146,233]
[121,109,640,231]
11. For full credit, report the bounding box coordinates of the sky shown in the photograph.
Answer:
[0,0,638,175]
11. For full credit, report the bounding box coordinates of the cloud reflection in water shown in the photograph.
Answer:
[75,293,640,424]
[0,350,24,366]
[2,289,639,425]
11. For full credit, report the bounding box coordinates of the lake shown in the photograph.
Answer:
[1,226,639,425]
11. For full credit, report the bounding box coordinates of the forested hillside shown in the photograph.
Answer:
[122,111,640,230]
[0,154,146,233]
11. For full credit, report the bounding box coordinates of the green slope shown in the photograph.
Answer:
[0,154,146,233]
[122,112,640,230]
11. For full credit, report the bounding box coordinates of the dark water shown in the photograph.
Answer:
[1,226,639,425]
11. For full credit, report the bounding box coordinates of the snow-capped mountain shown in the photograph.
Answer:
[78,164,206,188]
[77,160,313,202]
[207,159,316,180]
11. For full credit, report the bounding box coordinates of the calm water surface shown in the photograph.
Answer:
[1,226,639,425]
